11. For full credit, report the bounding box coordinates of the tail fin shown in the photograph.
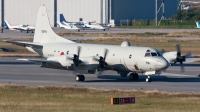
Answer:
[196,22,200,28]
[33,6,74,43]
[60,14,67,22]
[4,20,11,29]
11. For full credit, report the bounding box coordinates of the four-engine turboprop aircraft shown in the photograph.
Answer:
[4,20,35,33]
[3,6,170,82]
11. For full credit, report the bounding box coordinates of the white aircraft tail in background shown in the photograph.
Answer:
[196,22,200,28]
[60,14,109,31]
[4,20,35,33]
[57,21,80,31]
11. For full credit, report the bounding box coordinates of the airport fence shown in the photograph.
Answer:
[120,19,196,28]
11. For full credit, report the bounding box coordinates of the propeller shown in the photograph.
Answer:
[175,44,185,72]
[160,49,166,54]
[72,46,82,74]
[94,49,109,75]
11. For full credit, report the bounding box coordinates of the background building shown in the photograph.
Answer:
[1,0,178,26]
[112,0,177,25]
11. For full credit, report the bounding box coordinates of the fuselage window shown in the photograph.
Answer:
[66,51,69,54]
[151,52,157,56]
[129,54,132,59]
[96,54,99,56]
[145,53,151,57]
[113,54,115,56]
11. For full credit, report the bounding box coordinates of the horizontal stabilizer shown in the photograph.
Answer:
[3,40,43,48]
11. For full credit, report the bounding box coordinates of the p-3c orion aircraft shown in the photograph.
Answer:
[3,6,170,82]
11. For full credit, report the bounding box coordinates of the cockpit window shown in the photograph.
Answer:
[145,53,151,57]
[151,52,157,56]
[146,50,150,52]
[155,50,162,56]
[145,49,162,57]
[157,52,161,56]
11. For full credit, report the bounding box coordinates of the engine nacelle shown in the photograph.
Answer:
[162,51,177,64]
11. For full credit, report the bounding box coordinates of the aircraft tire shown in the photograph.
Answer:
[75,75,80,81]
[80,75,85,81]
[146,78,152,82]
[75,75,85,82]
[129,73,139,80]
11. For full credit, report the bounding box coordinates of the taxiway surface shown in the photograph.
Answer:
[1,28,200,39]
[0,57,200,93]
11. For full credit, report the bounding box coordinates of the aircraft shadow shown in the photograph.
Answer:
[84,75,200,83]
[171,64,200,66]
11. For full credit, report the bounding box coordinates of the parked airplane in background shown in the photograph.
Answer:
[60,14,110,31]
[7,6,191,83]
[57,21,80,31]
[4,20,35,33]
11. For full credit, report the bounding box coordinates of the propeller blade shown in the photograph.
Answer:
[77,46,81,58]
[184,52,192,58]
[73,66,78,75]
[103,48,108,61]
[180,62,185,72]
[71,46,82,73]
[97,69,103,75]
[176,44,181,57]
[160,49,166,54]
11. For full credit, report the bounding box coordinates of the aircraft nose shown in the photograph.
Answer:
[155,58,170,71]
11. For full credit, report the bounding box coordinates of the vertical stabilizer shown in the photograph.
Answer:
[33,6,74,43]
[4,20,11,29]
[60,14,67,22]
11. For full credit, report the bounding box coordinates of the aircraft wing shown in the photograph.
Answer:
[3,40,43,48]
[17,58,57,63]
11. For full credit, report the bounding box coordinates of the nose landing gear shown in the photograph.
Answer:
[146,75,152,82]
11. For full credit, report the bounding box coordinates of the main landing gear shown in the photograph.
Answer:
[75,74,85,82]
[146,75,152,82]
[129,73,139,80]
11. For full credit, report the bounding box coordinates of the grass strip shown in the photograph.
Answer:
[0,85,199,112]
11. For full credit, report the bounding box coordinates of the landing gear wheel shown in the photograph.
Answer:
[129,73,139,80]
[146,76,152,82]
[80,75,85,81]
[75,75,85,82]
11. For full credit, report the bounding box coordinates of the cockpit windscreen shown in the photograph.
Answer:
[145,50,162,57]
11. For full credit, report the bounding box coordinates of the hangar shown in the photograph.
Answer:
[1,0,178,26]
